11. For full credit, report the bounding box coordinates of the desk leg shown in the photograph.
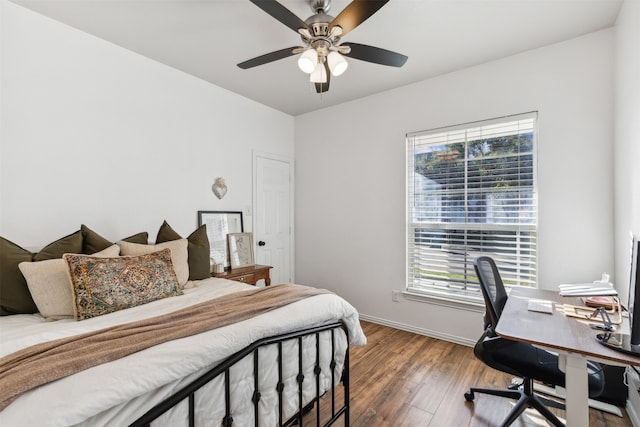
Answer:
[561,353,589,426]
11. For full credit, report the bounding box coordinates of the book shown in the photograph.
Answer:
[558,283,618,297]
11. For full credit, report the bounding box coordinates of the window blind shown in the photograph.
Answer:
[406,112,537,301]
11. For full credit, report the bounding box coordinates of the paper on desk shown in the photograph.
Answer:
[558,283,618,296]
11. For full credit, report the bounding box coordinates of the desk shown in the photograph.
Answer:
[496,287,640,426]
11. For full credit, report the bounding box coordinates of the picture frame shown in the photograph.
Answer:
[227,232,254,269]
[197,211,243,268]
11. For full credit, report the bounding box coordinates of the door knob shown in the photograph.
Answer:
[258,241,266,246]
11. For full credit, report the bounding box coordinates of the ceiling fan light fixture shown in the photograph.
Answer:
[327,51,348,76]
[240,0,408,94]
[298,48,317,74]
[309,62,327,83]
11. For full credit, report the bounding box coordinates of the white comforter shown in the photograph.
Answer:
[0,278,366,427]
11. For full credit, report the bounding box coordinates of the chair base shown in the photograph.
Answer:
[464,378,565,427]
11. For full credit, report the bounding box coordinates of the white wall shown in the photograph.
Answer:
[614,0,640,303]
[295,30,614,344]
[0,1,294,246]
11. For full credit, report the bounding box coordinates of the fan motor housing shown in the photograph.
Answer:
[305,13,334,35]
[309,21,329,37]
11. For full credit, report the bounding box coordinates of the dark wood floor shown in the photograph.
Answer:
[318,321,633,426]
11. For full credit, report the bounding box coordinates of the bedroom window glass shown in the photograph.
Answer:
[406,112,537,303]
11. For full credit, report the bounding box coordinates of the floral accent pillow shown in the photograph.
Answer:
[64,249,182,320]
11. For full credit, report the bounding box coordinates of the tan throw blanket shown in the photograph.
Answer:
[0,284,329,411]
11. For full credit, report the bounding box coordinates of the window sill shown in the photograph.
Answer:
[403,289,485,313]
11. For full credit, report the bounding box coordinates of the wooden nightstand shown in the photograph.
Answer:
[212,264,272,286]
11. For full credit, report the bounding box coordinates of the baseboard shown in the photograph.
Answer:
[358,313,477,347]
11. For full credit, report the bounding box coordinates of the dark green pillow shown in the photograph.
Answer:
[81,224,148,254]
[122,232,149,244]
[33,230,83,261]
[0,237,36,315]
[1,230,83,315]
[156,221,210,280]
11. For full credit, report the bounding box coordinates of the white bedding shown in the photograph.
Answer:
[0,278,366,427]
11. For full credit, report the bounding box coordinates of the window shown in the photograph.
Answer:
[406,112,537,303]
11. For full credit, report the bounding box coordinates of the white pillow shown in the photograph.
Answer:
[19,244,120,320]
[117,239,189,287]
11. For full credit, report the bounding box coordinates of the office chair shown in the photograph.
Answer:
[464,256,605,426]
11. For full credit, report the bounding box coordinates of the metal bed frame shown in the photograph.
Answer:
[130,321,350,427]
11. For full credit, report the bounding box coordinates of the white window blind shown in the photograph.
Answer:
[406,112,537,301]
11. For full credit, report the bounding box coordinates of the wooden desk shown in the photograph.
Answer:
[496,287,640,425]
[212,264,272,286]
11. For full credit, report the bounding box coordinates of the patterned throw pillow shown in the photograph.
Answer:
[64,249,182,320]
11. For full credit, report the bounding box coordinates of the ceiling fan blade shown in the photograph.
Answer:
[315,62,331,93]
[249,0,309,33]
[342,42,407,67]
[329,0,390,37]
[237,47,299,69]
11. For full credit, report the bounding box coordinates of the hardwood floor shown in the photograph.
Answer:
[330,321,633,426]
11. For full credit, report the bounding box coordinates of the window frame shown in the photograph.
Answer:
[405,112,538,306]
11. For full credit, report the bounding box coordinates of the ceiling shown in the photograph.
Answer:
[13,0,622,116]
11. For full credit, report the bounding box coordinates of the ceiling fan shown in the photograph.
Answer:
[238,0,408,93]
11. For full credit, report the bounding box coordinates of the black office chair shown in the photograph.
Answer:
[464,256,605,426]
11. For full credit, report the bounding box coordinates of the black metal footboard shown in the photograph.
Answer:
[129,321,350,427]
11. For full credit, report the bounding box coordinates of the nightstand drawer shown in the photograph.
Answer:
[234,273,256,284]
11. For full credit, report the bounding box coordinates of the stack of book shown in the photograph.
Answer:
[559,283,618,310]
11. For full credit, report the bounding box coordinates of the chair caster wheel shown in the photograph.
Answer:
[464,391,474,402]
[508,383,520,390]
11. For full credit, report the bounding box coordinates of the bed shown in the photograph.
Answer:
[0,276,365,427]
[0,278,365,426]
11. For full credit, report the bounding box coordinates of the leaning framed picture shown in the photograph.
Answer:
[228,232,254,269]
[197,211,243,268]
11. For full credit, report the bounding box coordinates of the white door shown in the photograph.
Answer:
[254,154,293,284]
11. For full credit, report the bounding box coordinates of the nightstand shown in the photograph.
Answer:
[212,264,272,286]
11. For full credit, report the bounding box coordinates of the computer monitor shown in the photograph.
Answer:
[628,235,640,346]
[597,234,640,355]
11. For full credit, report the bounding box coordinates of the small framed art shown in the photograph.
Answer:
[197,211,243,268]
[227,232,254,269]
